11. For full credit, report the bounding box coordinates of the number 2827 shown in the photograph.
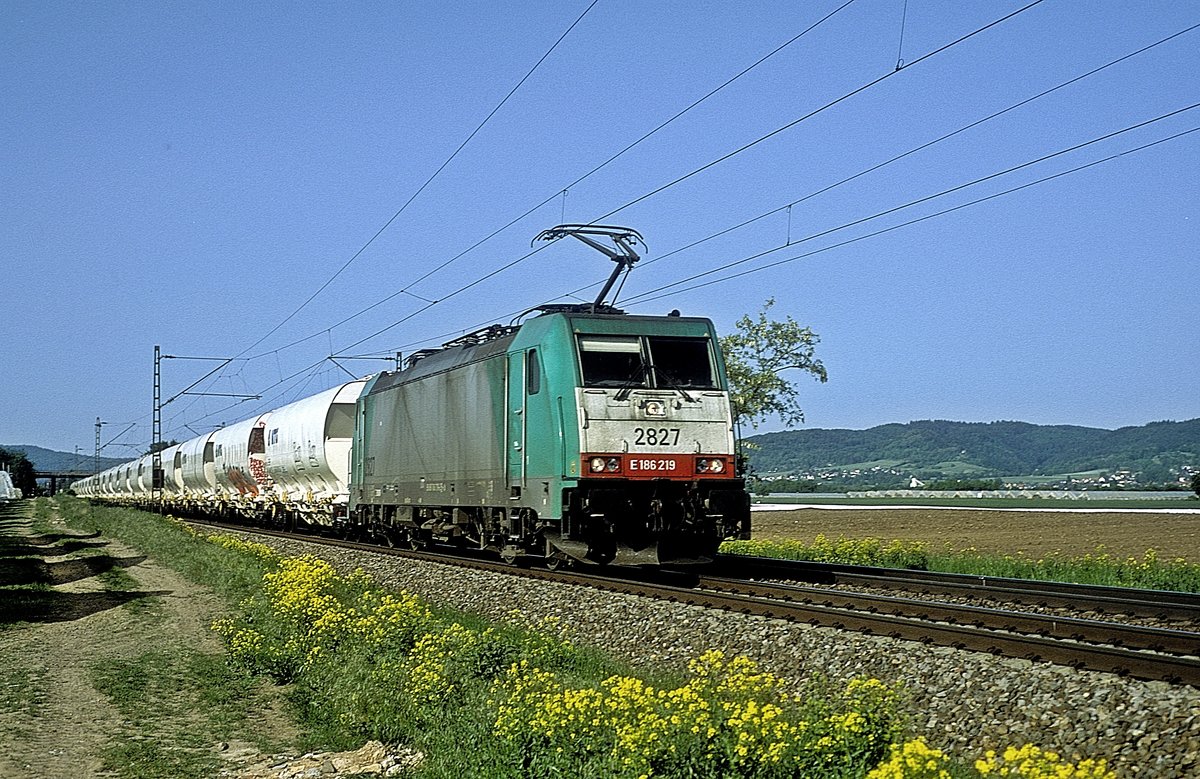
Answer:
[634,427,680,446]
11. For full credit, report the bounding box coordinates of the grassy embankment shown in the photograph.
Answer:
[52,496,1118,778]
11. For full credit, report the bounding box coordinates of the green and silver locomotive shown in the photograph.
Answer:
[349,306,751,566]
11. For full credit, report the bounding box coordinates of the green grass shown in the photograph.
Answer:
[923,547,1200,591]
[55,496,268,602]
[930,461,992,475]
[0,665,44,732]
[213,543,913,778]
[51,498,654,775]
[44,497,300,778]
[722,537,1200,592]
[90,648,289,779]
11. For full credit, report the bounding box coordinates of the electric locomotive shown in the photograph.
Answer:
[348,305,751,566]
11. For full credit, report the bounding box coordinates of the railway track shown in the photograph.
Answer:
[707,554,1200,622]
[190,519,1200,686]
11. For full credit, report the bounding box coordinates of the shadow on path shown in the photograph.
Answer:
[0,555,148,586]
[0,500,164,627]
[0,589,172,625]
[0,538,111,557]
[19,529,103,545]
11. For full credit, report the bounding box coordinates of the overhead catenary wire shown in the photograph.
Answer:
[235,0,603,360]
[627,20,1200,276]
[162,90,1187,441]
[895,0,909,70]
[367,100,1200,361]
[588,0,1047,224]
[243,0,857,362]
[317,1,1046,358]
[627,124,1200,305]
[531,18,1200,311]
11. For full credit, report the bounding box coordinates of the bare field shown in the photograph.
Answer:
[750,507,1200,561]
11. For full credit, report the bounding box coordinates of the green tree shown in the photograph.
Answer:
[1192,472,1200,498]
[144,439,181,456]
[0,447,37,497]
[719,298,827,430]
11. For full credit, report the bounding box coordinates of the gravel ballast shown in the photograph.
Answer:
[241,534,1200,778]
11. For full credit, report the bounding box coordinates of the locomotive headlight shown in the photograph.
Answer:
[590,457,607,473]
[708,458,725,473]
[606,457,620,472]
[643,400,666,417]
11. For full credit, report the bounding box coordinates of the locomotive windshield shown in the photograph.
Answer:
[578,336,647,388]
[647,336,718,389]
[577,334,718,390]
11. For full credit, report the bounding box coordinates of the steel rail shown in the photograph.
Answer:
[695,576,1200,656]
[588,576,1200,686]
[709,554,1200,621]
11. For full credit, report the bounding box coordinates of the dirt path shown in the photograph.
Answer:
[0,501,287,778]
[750,506,1200,560]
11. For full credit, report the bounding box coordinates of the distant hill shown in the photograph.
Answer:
[746,419,1200,485]
[2,444,128,473]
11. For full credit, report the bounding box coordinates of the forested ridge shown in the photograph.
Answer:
[747,419,1200,480]
[0,444,127,473]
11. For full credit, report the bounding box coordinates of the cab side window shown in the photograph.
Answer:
[527,349,541,395]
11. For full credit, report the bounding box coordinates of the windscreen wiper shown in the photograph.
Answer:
[614,362,650,401]
[653,366,697,403]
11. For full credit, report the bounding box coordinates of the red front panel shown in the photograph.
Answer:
[582,454,737,479]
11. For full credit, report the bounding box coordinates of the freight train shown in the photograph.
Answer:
[73,226,751,567]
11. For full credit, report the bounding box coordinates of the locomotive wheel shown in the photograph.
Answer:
[543,539,572,571]
[544,554,570,572]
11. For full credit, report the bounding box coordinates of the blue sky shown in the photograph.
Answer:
[2,1,1197,457]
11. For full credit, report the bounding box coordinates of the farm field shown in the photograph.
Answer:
[749,507,1200,561]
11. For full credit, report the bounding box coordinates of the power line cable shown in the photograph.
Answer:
[627,123,1200,305]
[589,0,1046,224]
[322,1,1045,357]
[166,97,1188,441]
[368,99,1200,357]
[621,20,1200,276]
[168,1,1068,437]
[236,0,603,359]
[244,0,856,361]
[509,19,1200,321]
